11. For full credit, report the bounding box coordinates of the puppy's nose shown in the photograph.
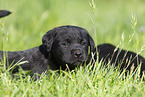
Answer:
[74,51,82,58]
[71,49,83,58]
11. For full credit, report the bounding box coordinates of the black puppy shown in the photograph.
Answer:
[0,10,95,76]
[97,43,145,76]
[0,25,95,75]
[0,10,11,18]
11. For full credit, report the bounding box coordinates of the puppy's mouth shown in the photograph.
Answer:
[62,59,86,70]
[64,62,82,69]
[62,58,85,65]
[72,61,83,66]
[70,59,86,66]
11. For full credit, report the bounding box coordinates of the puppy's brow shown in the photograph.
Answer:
[63,38,71,42]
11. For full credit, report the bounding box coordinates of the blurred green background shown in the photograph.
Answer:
[0,0,145,56]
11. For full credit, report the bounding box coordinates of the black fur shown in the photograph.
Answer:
[97,43,145,76]
[0,26,95,75]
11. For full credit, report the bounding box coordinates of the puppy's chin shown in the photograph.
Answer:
[65,62,83,70]
[72,62,83,66]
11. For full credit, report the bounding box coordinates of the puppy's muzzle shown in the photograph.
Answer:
[71,49,83,58]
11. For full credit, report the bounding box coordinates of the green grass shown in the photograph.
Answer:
[0,0,145,96]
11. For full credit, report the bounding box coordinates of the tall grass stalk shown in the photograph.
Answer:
[89,0,97,44]
[0,21,7,71]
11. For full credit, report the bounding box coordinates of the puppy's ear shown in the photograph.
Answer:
[0,10,11,18]
[42,29,56,52]
[86,34,96,64]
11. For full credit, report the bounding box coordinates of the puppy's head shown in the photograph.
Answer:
[0,10,11,18]
[42,25,95,70]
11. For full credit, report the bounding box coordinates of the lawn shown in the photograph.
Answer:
[0,0,145,96]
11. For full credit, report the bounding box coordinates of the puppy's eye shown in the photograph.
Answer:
[62,42,69,46]
[81,41,87,45]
